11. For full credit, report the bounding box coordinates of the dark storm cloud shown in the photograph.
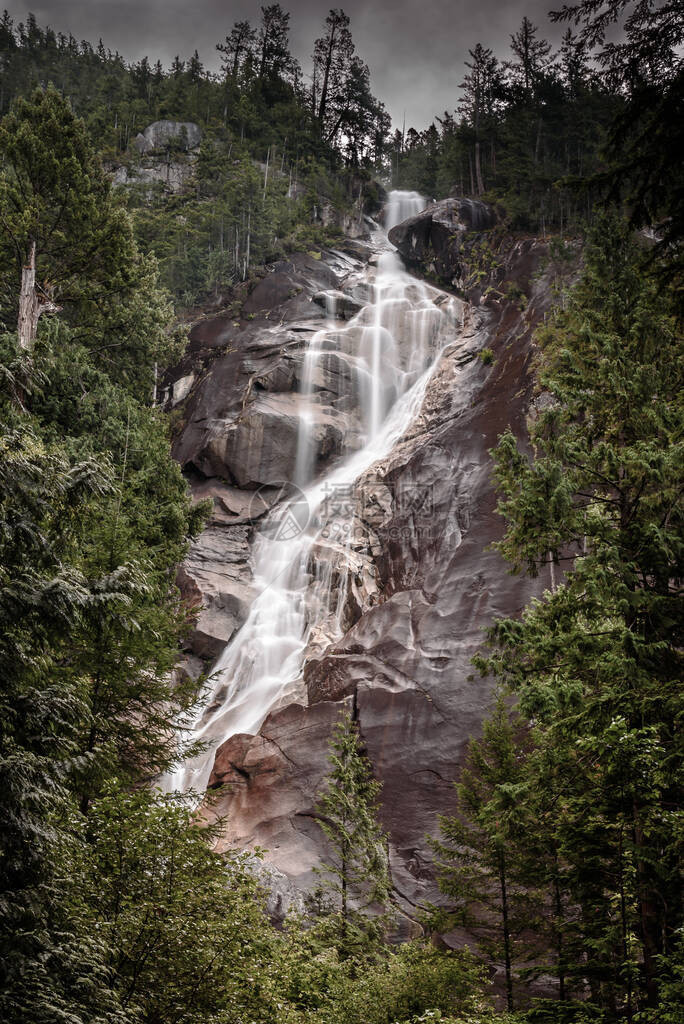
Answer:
[4,0,567,127]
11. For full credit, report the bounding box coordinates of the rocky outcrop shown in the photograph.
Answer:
[388,197,497,287]
[168,217,576,920]
[134,119,201,153]
[111,121,202,194]
[112,159,195,194]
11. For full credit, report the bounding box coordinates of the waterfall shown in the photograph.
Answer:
[384,190,427,231]
[166,195,463,795]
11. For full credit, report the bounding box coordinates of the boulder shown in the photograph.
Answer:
[388,197,496,285]
[135,119,202,153]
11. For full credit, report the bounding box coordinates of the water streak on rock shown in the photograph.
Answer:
[167,196,466,795]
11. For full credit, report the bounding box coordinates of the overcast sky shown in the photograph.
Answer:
[5,1,569,128]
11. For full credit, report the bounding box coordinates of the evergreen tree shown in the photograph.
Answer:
[507,17,553,99]
[257,3,297,83]
[559,27,590,99]
[479,216,683,1017]
[312,9,354,135]
[459,43,501,195]
[551,0,684,295]
[217,19,257,81]
[430,698,536,1012]
[0,86,175,399]
[84,787,280,1024]
[0,426,127,1024]
[313,712,392,955]
[0,86,134,351]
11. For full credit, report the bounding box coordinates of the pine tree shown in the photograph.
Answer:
[313,712,392,955]
[217,19,256,81]
[256,3,296,82]
[459,43,501,195]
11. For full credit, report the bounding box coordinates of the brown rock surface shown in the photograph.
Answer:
[168,223,574,917]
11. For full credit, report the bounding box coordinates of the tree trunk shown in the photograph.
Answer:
[499,849,514,1011]
[475,141,484,196]
[552,851,566,1002]
[17,241,60,351]
[633,803,660,1007]
[534,119,543,167]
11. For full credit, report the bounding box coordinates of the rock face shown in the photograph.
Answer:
[388,197,497,287]
[112,159,195,194]
[168,219,575,924]
[134,120,202,153]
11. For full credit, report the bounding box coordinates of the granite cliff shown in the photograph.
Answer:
[164,197,574,928]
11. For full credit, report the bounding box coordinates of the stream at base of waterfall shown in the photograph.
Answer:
[166,191,469,795]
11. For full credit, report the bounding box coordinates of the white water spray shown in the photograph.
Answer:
[166,195,463,795]
[384,189,427,232]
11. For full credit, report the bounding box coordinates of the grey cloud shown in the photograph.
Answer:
[5,0,567,127]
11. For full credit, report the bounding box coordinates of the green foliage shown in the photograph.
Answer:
[84,787,280,1024]
[431,698,537,1011]
[313,942,491,1024]
[0,9,388,310]
[473,216,683,1018]
[0,424,127,1024]
[0,85,179,396]
[312,712,393,956]
[0,82,209,1021]
[551,0,684,295]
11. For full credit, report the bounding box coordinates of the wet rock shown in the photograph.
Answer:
[178,523,255,660]
[247,856,306,924]
[312,289,364,320]
[170,232,570,920]
[207,699,354,891]
[388,196,496,285]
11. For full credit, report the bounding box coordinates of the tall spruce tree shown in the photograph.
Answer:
[313,712,392,955]
[430,697,537,1012]
[478,215,683,1018]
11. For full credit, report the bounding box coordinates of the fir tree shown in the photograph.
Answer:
[312,9,354,135]
[430,697,536,1012]
[508,17,553,98]
[313,712,392,955]
[0,426,127,1023]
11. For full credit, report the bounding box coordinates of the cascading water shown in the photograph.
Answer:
[384,189,427,231]
[166,194,464,795]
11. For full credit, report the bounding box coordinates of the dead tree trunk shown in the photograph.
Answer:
[17,241,60,351]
